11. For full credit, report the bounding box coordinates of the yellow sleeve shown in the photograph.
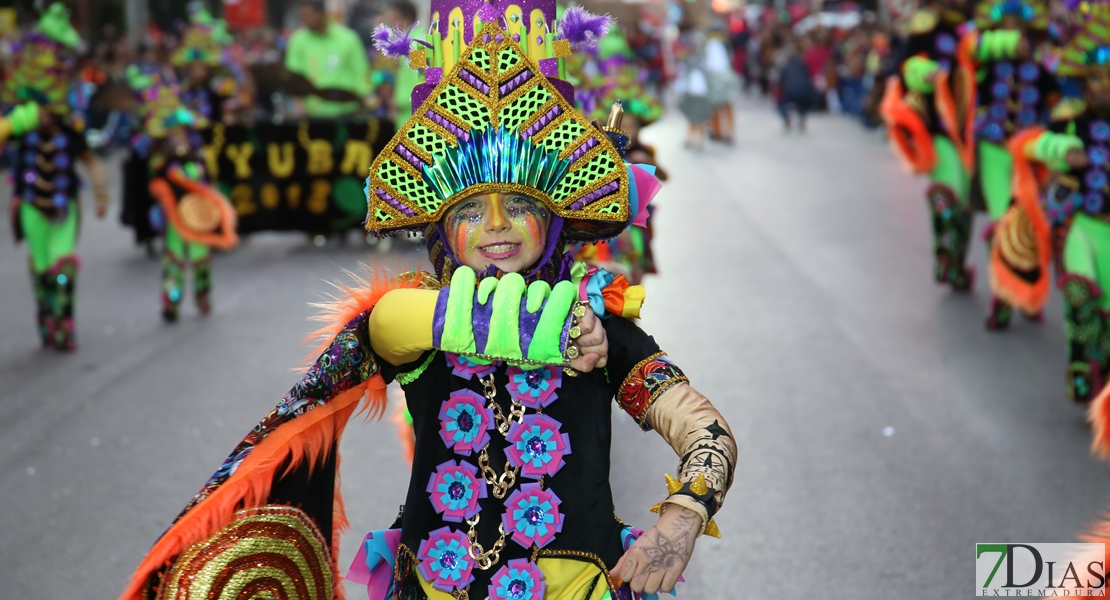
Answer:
[368,288,439,366]
[0,117,13,144]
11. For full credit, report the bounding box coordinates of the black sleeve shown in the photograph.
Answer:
[602,316,664,397]
[68,127,88,157]
[602,316,689,430]
[904,31,936,62]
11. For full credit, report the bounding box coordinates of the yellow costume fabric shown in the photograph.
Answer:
[368,288,438,366]
[417,558,613,600]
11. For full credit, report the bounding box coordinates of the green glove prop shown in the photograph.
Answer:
[432,266,580,367]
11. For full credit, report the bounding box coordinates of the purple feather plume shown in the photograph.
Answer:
[372,23,432,58]
[557,6,612,51]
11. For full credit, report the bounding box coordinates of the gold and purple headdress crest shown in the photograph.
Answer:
[1058,4,1110,76]
[975,0,1050,30]
[365,0,636,242]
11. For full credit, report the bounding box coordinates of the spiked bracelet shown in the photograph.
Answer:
[650,473,722,538]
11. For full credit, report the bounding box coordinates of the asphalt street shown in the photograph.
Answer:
[2,97,1108,599]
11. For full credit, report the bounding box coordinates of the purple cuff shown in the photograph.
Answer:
[518,298,541,357]
[432,287,450,349]
[472,296,493,354]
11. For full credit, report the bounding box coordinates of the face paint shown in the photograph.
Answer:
[442,192,552,273]
[1089,70,1110,108]
[447,198,485,257]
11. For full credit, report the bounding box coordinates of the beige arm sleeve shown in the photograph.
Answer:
[645,382,737,525]
[368,288,439,366]
[81,153,110,211]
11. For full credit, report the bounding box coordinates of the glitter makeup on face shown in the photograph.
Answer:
[442,192,551,270]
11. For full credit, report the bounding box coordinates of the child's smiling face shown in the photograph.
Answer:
[442,191,552,273]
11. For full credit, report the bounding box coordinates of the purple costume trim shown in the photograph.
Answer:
[567,137,597,164]
[376,188,417,217]
[471,294,494,353]
[396,143,427,169]
[569,180,619,211]
[429,111,472,142]
[518,299,541,355]
[522,104,562,138]
[499,69,533,96]
[432,289,450,348]
[459,69,491,94]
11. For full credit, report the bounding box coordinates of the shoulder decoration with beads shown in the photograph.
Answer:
[365,0,641,243]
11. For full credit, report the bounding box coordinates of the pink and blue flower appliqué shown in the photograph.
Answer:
[446,352,499,380]
[502,482,564,548]
[505,365,561,409]
[488,558,546,600]
[427,459,487,522]
[438,389,494,455]
[505,414,572,479]
[416,526,476,592]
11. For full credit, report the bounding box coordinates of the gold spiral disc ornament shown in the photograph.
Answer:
[178,192,223,233]
[156,505,334,600]
[998,206,1040,271]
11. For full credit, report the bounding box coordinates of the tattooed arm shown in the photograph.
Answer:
[612,505,702,595]
[648,382,737,529]
[613,383,736,594]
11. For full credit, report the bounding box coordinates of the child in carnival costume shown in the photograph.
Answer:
[170,2,248,126]
[960,0,1061,329]
[129,68,239,322]
[880,0,978,293]
[1009,4,1110,403]
[116,2,736,599]
[3,3,110,351]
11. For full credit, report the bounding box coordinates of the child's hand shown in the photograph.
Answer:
[1066,148,1090,169]
[612,506,701,595]
[94,189,110,218]
[568,309,608,372]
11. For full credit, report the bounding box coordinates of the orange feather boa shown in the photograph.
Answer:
[118,267,423,600]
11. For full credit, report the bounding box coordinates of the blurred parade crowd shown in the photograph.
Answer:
[17,0,1110,596]
[10,0,1110,393]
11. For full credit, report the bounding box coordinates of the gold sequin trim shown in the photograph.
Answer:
[156,504,333,600]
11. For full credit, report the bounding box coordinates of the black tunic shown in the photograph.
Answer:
[379,315,685,595]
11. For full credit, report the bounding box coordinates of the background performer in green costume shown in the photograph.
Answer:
[961,0,1060,329]
[881,0,977,292]
[1007,5,1110,402]
[3,3,109,351]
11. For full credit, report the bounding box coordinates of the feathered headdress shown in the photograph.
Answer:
[363,0,654,244]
